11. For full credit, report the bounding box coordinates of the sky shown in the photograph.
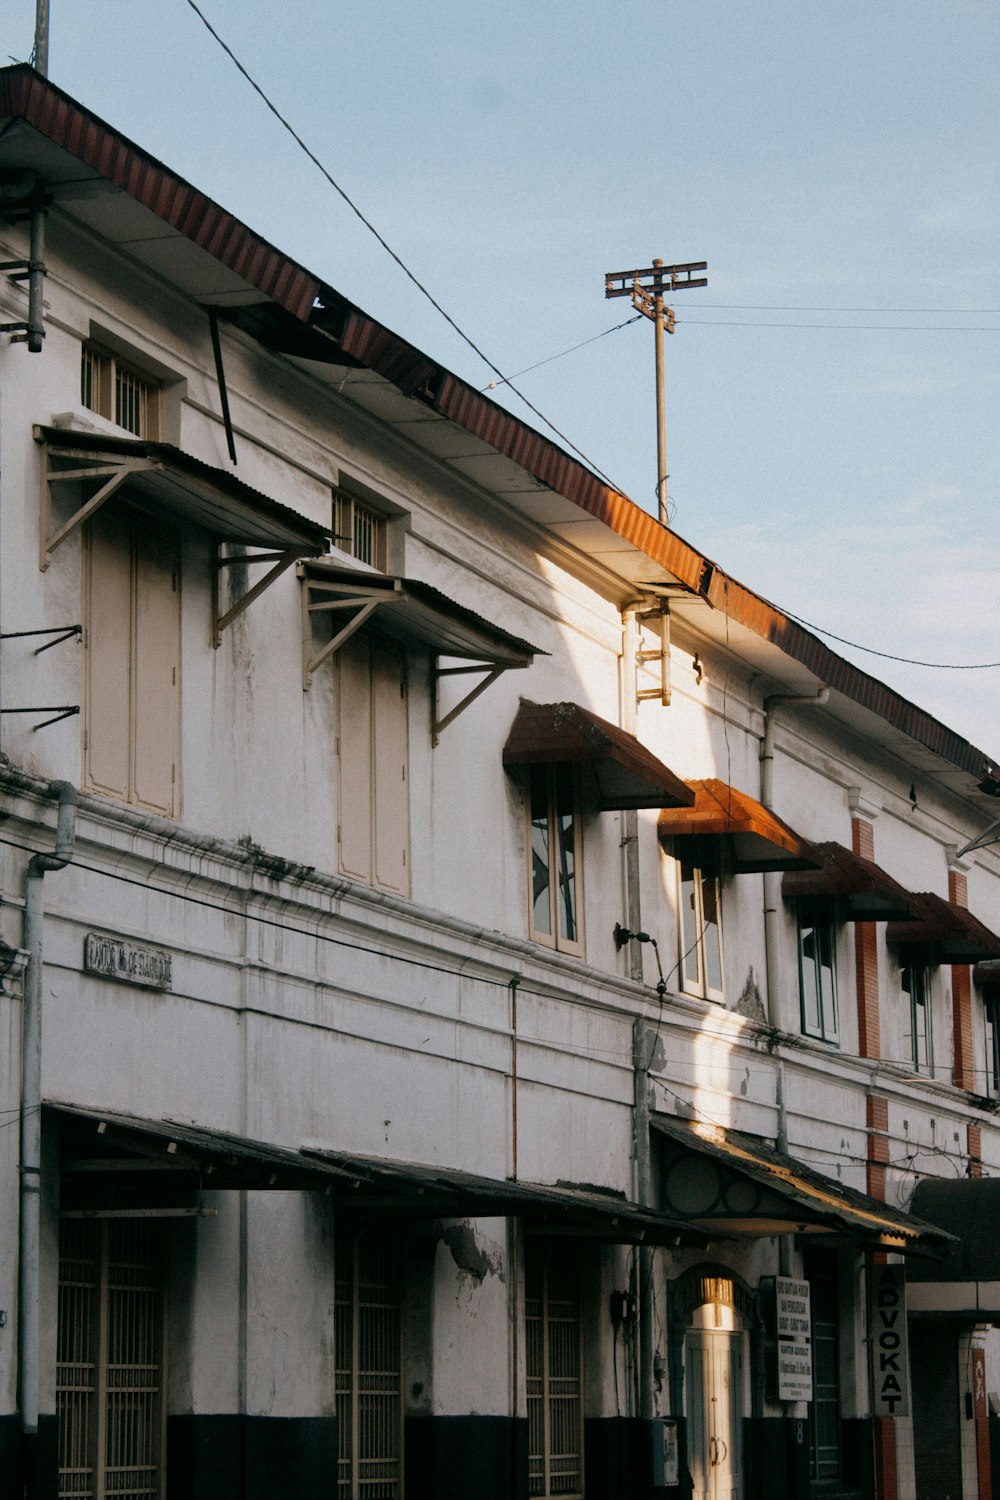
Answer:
[6,0,999,753]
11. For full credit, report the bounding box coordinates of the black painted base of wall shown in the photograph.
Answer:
[742,1415,873,1500]
[586,1415,693,1499]
[167,1413,337,1500]
[2,1414,58,1500]
[405,1414,527,1500]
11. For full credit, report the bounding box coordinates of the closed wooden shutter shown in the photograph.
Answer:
[337,636,409,896]
[372,641,408,896]
[338,637,375,883]
[84,510,180,818]
[84,511,132,803]
[131,523,179,816]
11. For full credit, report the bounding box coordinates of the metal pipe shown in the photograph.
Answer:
[25,194,46,353]
[19,781,77,1466]
[759,694,826,1275]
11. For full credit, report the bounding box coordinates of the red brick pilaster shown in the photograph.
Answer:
[866,1094,889,1201]
[973,1346,991,1500]
[853,817,881,1059]
[950,870,975,1090]
[874,1415,898,1500]
[968,1123,983,1179]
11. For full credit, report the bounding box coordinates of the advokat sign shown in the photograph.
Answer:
[868,1263,908,1417]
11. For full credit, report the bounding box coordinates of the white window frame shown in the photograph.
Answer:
[677,858,724,1002]
[335,1223,403,1500]
[984,989,1000,1098]
[798,913,839,1043]
[527,764,584,956]
[901,962,933,1075]
[526,1249,584,1500]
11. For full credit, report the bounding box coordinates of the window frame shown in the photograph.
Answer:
[527,763,584,957]
[525,1247,584,1500]
[797,911,839,1043]
[335,1222,403,1500]
[676,857,724,1003]
[333,487,388,572]
[81,341,161,440]
[901,962,933,1076]
[984,988,1000,1098]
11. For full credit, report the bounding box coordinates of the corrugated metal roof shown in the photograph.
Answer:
[2,64,997,797]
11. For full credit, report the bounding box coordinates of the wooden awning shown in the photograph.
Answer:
[502,701,694,811]
[781,841,917,922]
[656,779,820,873]
[886,893,1000,962]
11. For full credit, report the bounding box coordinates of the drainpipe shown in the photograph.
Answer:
[621,605,654,1422]
[760,692,826,1270]
[19,781,77,1476]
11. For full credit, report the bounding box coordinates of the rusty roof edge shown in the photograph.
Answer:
[0,64,321,320]
[3,64,997,796]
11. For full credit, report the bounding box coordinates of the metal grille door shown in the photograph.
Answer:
[57,1219,166,1500]
[526,1253,583,1498]
[335,1226,403,1500]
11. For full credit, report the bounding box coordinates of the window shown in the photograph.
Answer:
[57,1217,167,1500]
[528,764,582,954]
[335,1224,402,1500]
[81,343,160,439]
[985,990,1000,1097]
[83,507,180,818]
[337,634,409,895]
[526,1249,583,1499]
[901,964,933,1075]
[798,915,838,1042]
[805,1250,842,1485]
[334,489,387,571]
[678,859,723,1001]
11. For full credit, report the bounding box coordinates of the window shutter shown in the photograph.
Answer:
[132,523,180,816]
[338,636,374,883]
[84,510,132,802]
[372,641,409,896]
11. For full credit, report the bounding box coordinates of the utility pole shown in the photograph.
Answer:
[605,259,707,526]
[34,1,49,77]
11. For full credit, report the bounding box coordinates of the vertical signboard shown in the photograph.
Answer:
[868,1262,909,1416]
[775,1277,813,1401]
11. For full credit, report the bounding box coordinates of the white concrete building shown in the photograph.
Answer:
[0,63,999,1500]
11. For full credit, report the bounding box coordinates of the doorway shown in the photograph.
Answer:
[685,1328,743,1500]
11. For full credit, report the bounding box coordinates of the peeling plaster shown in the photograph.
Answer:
[441,1222,503,1285]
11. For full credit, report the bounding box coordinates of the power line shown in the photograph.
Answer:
[696,303,1000,315]
[678,317,998,332]
[482,314,643,390]
[180,0,623,492]
[780,608,1000,670]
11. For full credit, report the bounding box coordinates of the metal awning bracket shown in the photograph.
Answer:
[213,544,313,648]
[300,572,406,688]
[432,662,506,746]
[38,447,159,570]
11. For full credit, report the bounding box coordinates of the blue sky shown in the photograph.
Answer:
[8,0,999,751]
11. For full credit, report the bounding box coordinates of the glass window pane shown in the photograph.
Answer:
[817,925,837,1038]
[680,862,700,988]
[530,771,551,936]
[700,872,723,993]
[555,811,577,944]
[799,924,822,1035]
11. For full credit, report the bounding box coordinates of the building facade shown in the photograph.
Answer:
[0,63,999,1500]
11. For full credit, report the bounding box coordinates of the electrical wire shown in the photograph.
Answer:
[779,607,1000,669]
[677,317,999,332]
[693,303,1000,315]
[481,314,643,391]
[180,0,624,492]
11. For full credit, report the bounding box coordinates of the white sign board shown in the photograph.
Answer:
[869,1263,909,1417]
[85,933,173,990]
[775,1277,813,1401]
